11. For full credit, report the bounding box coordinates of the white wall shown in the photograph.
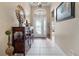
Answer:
[51,2,79,56]
[0,2,30,55]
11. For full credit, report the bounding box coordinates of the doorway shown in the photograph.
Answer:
[33,15,47,38]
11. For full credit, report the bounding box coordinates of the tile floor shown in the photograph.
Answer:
[26,37,66,56]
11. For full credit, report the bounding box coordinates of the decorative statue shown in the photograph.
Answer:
[15,5,26,27]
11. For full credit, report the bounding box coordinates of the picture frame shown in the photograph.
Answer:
[56,2,75,22]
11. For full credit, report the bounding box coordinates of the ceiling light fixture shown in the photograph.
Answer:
[38,2,42,8]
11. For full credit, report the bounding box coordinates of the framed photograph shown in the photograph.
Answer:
[56,2,75,22]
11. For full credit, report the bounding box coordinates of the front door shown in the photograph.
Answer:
[33,15,47,38]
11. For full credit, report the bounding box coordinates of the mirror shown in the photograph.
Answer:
[15,5,26,27]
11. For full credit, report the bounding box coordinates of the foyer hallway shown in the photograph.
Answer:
[26,37,66,56]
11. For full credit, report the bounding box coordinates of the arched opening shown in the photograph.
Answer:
[33,8,47,38]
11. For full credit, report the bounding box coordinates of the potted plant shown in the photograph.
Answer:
[5,30,14,56]
[5,30,11,47]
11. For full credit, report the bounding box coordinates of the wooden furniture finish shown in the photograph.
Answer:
[12,27,25,55]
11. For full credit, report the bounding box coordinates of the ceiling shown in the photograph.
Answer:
[29,2,52,7]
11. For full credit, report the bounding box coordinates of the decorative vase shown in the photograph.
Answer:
[5,45,14,56]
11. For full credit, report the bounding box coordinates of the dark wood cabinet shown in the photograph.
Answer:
[12,27,25,55]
